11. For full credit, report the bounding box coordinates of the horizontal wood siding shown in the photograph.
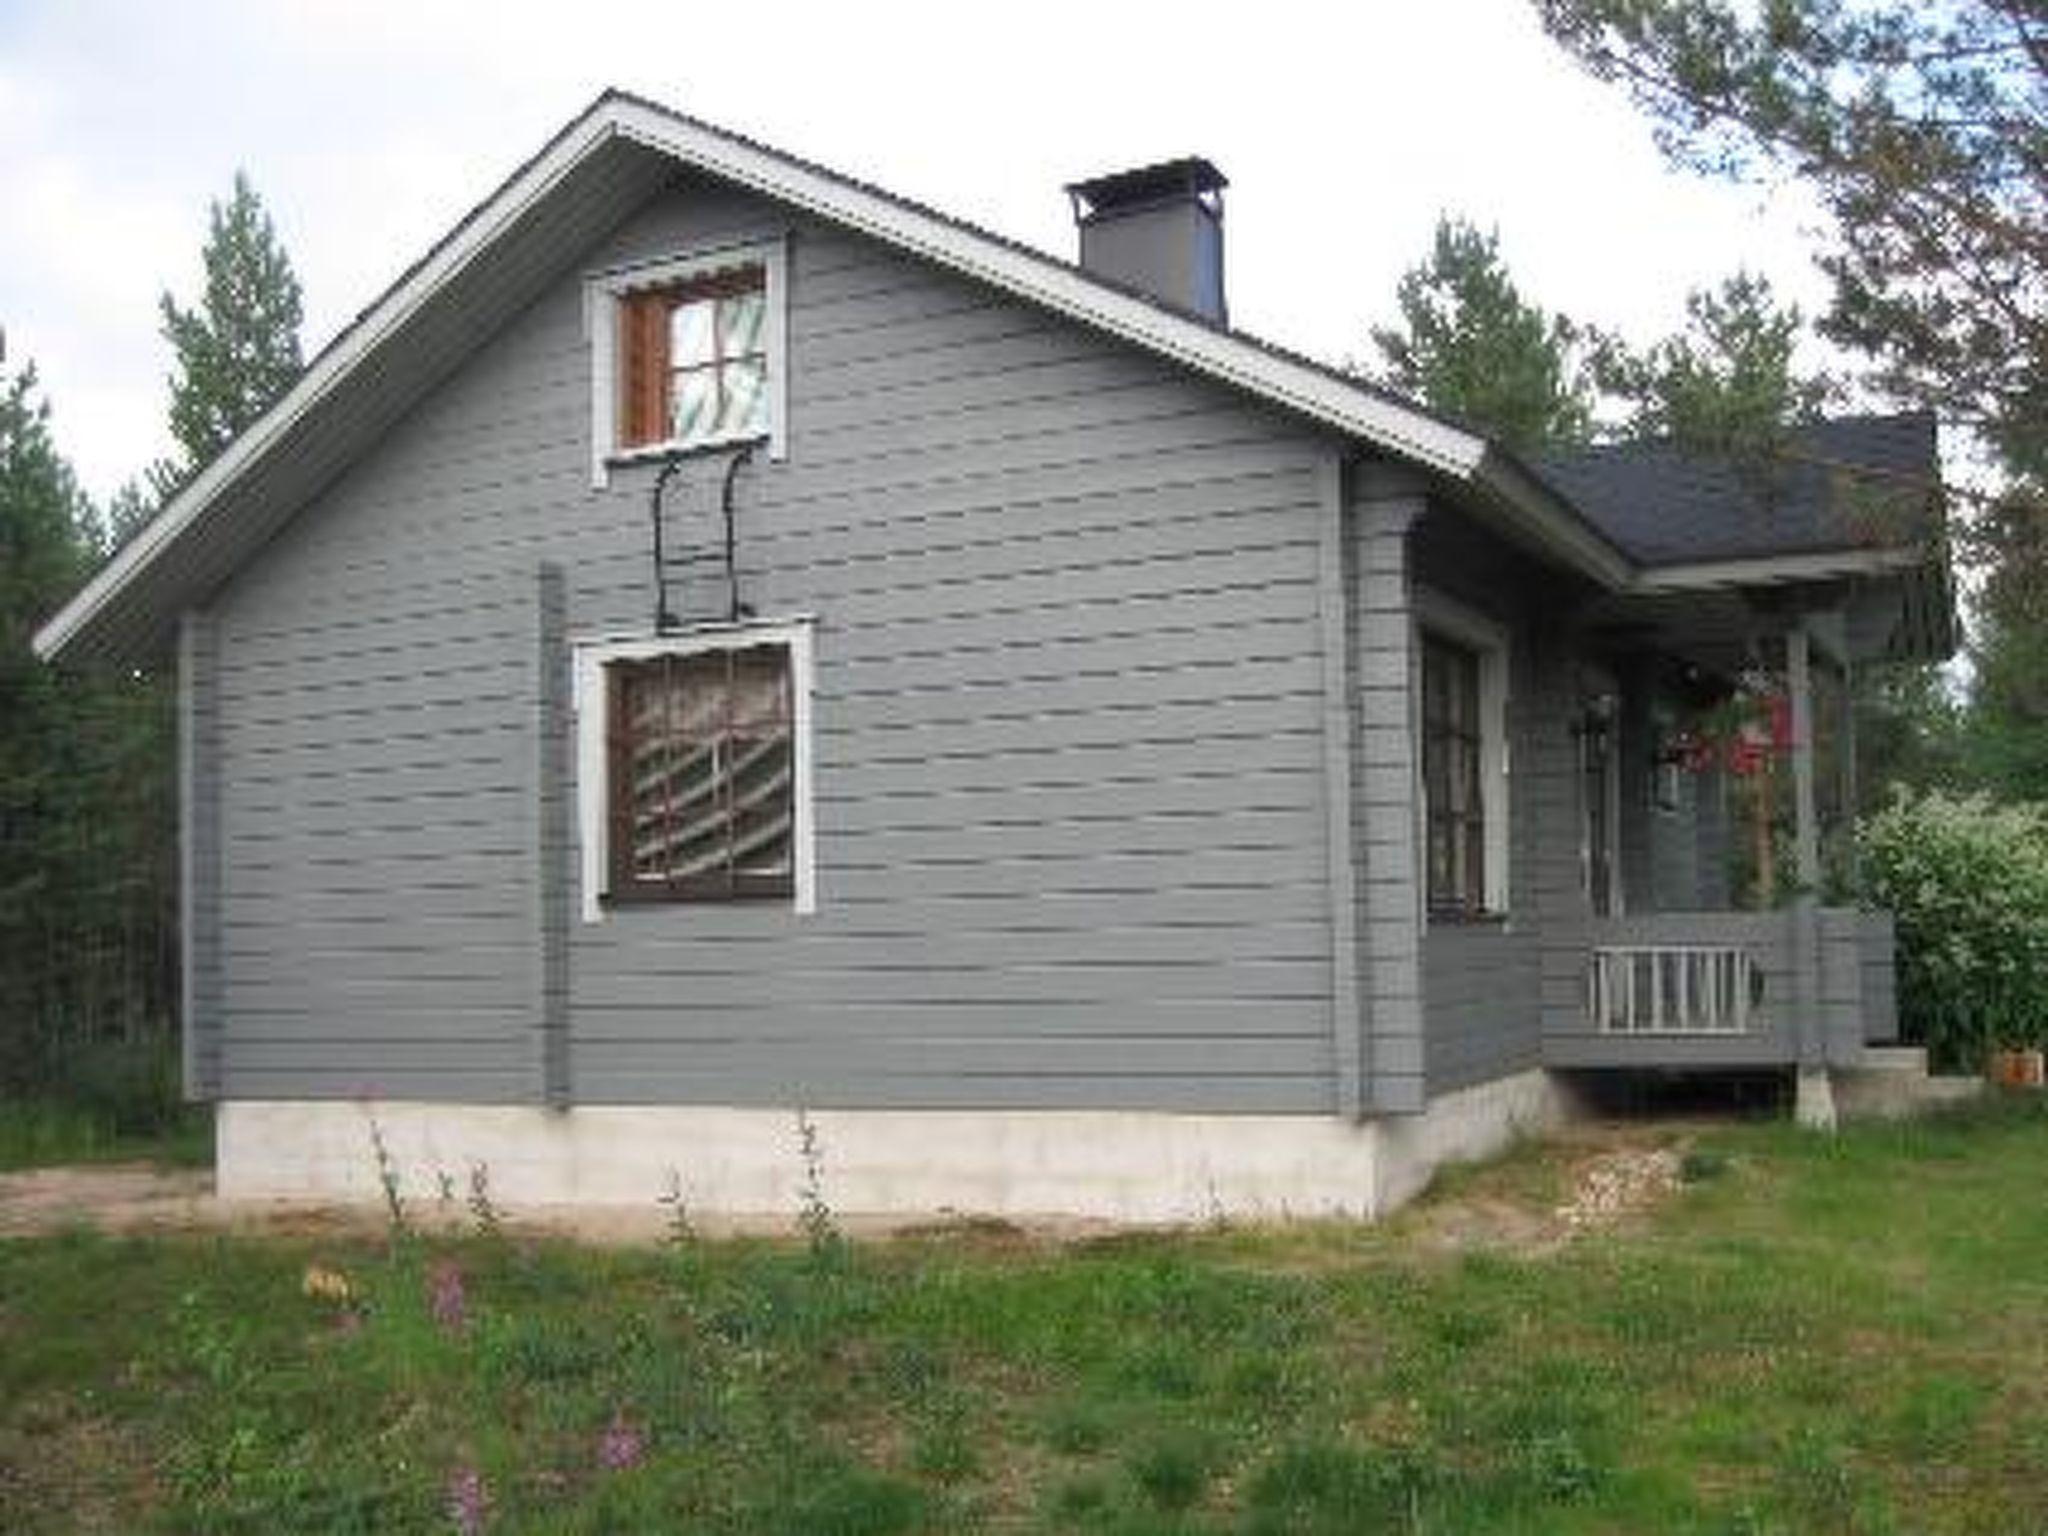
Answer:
[208,175,1340,1112]
[1407,507,1569,1095]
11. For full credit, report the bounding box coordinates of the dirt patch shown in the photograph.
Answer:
[1553,1147,1682,1231]
[0,1164,215,1237]
[1402,1123,1697,1255]
[0,1166,1111,1246]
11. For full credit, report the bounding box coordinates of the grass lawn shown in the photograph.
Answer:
[0,1098,212,1172]
[3,1099,2046,1533]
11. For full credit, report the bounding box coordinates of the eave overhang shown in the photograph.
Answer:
[36,91,1644,665]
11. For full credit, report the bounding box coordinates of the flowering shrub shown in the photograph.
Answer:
[445,1463,490,1535]
[598,1407,646,1471]
[1858,789,2048,1066]
[428,1260,468,1332]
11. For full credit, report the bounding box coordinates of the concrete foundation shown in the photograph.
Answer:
[216,1069,1576,1226]
[1794,1066,1839,1130]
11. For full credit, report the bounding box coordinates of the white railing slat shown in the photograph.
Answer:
[1587,944,1758,1035]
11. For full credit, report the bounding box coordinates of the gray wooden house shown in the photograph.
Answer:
[36,93,1951,1218]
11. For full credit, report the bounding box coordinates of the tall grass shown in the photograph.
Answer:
[0,1038,210,1169]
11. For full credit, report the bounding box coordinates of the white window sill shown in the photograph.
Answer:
[603,429,771,475]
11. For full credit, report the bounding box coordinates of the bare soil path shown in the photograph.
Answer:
[0,1120,1705,1247]
[0,1164,217,1236]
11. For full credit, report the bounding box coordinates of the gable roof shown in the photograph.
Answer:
[1536,414,1942,572]
[35,89,1631,664]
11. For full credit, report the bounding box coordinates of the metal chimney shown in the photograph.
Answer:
[1065,157,1228,325]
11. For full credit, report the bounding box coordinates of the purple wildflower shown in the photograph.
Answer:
[598,1407,646,1471]
[445,1462,489,1535]
[428,1259,467,1331]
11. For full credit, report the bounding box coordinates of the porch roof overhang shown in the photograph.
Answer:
[1582,544,1957,673]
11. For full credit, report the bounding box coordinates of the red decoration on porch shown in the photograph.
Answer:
[1659,689,1793,779]
[1766,692,1793,752]
[1725,736,1765,777]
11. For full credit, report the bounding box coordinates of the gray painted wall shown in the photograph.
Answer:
[187,168,1812,1120]
[1404,507,1578,1096]
[202,175,1353,1112]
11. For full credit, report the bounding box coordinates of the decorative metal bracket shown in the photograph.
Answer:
[649,443,758,633]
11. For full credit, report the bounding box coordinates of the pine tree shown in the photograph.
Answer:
[0,363,170,1090]
[1537,0,2048,801]
[154,171,304,497]
[1533,0,2043,470]
[1594,272,1835,455]
[1371,216,1596,455]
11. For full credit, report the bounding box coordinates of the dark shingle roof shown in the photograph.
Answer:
[1535,413,1940,567]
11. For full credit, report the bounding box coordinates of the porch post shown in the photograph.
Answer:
[1786,623,1836,1128]
[1839,653,1861,886]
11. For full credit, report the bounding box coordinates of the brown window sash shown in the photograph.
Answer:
[615,265,767,451]
[603,644,796,907]
[1422,634,1487,918]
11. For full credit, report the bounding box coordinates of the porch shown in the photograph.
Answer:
[1531,529,1942,1082]
[1541,908,1897,1069]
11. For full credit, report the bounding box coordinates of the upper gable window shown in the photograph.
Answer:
[587,239,788,486]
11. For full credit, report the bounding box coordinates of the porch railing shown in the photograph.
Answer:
[1587,944,1761,1035]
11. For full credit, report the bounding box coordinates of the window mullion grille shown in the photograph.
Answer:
[713,295,731,441]
[607,665,632,899]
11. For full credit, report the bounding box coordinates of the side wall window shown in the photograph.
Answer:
[1412,591,1510,921]
[574,620,815,920]
[1421,634,1486,917]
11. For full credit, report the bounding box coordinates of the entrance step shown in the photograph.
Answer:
[1834,1047,1982,1121]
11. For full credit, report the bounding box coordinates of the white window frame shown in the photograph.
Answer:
[585,236,790,488]
[1411,588,1511,919]
[572,615,816,923]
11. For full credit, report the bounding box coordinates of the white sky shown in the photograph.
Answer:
[0,0,1835,505]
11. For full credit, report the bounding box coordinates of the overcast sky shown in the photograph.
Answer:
[1,0,1834,505]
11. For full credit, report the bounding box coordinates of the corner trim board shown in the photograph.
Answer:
[177,610,222,1100]
[1316,454,1366,1118]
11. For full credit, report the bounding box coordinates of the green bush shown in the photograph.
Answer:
[1858,789,2048,1067]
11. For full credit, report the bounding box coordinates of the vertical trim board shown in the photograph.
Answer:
[534,563,572,1105]
[1316,453,1365,1118]
[1349,479,1427,1114]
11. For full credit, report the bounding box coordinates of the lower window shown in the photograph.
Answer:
[575,621,815,917]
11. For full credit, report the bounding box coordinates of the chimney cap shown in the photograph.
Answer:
[1065,157,1227,221]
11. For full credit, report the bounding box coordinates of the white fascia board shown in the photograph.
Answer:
[35,95,1513,661]
[1633,546,1922,594]
[33,110,626,662]
[604,101,1489,481]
